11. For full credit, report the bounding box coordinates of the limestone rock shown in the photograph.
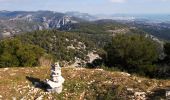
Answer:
[46,62,65,94]
[120,72,131,77]
[134,92,146,100]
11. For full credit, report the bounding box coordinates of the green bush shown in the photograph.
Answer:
[164,42,170,64]
[104,34,159,75]
[17,30,104,63]
[0,38,46,67]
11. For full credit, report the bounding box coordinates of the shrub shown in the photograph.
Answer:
[0,38,47,67]
[164,42,170,65]
[104,34,159,75]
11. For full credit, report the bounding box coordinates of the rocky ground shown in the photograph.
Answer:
[0,66,170,100]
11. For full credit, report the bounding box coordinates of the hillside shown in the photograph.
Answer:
[0,66,170,100]
[15,30,111,66]
[0,11,170,42]
[0,11,88,38]
[14,28,150,67]
[0,11,170,100]
[122,21,170,41]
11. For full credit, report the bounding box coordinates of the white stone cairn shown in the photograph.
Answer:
[46,62,65,93]
[166,90,170,99]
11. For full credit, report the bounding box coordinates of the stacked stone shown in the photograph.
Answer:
[46,62,65,93]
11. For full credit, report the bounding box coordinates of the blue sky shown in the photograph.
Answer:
[0,0,170,14]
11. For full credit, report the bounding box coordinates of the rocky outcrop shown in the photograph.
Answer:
[0,11,80,37]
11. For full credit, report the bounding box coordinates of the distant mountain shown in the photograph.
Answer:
[94,13,170,40]
[0,11,90,38]
[1,11,170,41]
[95,14,170,23]
[133,14,170,23]
[66,11,97,21]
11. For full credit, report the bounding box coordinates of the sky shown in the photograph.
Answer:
[0,0,170,14]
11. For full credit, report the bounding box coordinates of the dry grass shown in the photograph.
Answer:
[0,67,170,100]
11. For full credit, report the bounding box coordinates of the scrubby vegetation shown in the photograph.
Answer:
[1,11,170,100]
[164,42,170,65]
[104,34,159,77]
[16,30,110,63]
[0,38,48,67]
[0,21,170,78]
[69,21,127,34]
[0,20,170,100]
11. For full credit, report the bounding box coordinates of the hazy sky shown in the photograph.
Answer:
[0,0,170,14]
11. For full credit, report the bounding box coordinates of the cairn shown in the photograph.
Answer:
[46,62,65,93]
